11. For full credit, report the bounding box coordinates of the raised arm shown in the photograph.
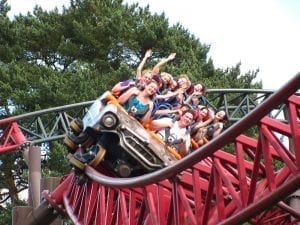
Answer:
[184,90,203,105]
[148,117,173,132]
[156,89,179,99]
[111,79,135,97]
[151,52,176,75]
[136,49,152,79]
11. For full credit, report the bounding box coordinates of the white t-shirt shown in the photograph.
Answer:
[157,120,191,152]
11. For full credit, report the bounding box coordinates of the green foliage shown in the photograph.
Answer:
[203,63,261,89]
[0,0,18,63]
[42,142,71,177]
[0,201,27,225]
[0,151,28,204]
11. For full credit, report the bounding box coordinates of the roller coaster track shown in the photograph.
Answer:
[1,73,300,225]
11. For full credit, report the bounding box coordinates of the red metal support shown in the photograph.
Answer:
[0,121,29,154]
[288,95,300,167]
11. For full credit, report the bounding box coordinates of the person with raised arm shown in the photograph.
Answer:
[111,50,176,97]
[136,49,153,79]
[151,52,176,75]
[111,49,153,97]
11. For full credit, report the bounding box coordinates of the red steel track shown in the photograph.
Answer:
[1,73,300,225]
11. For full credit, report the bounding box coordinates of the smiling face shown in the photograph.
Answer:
[144,81,158,96]
[199,108,208,118]
[215,110,226,121]
[161,73,172,85]
[179,111,194,128]
[178,77,189,88]
[141,70,153,84]
[194,83,203,92]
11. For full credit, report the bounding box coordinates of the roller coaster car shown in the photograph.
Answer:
[67,91,179,177]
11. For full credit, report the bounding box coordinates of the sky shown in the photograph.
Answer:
[6,0,300,90]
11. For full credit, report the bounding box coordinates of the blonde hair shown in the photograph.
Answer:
[161,72,173,79]
[142,69,152,76]
[178,74,191,89]
[178,74,189,80]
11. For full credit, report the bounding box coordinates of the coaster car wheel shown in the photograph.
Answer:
[81,136,95,149]
[70,118,83,134]
[64,133,94,152]
[67,153,86,171]
[89,145,106,167]
[63,134,78,153]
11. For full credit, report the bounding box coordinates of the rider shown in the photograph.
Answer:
[111,50,176,97]
[111,49,153,98]
[193,109,228,146]
[117,79,159,124]
[149,109,195,157]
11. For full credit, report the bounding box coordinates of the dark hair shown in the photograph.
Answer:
[216,109,228,123]
[151,74,162,87]
[192,82,207,95]
[183,109,196,119]
[181,104,192,111]
[186,83,194,95]
[200,83,207,94]
[198,105,208,111]
[222,114,228,123]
